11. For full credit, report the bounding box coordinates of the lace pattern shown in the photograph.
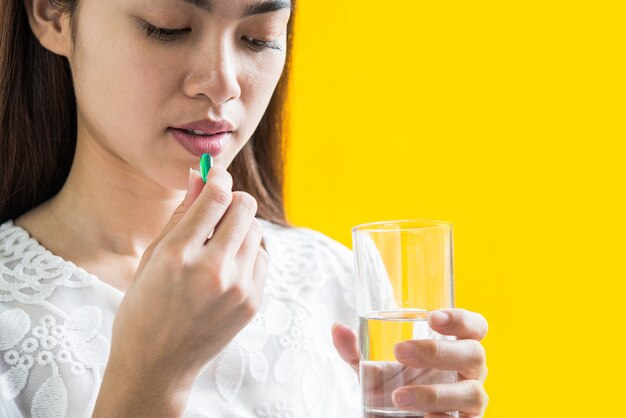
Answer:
[0,220,360,417]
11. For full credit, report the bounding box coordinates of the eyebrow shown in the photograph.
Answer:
[182,0,292,18]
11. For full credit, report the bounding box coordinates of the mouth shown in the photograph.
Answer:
[169,118,236,157]
[168,128,232,157]
[173,127,228,136]
[172,119,236,135]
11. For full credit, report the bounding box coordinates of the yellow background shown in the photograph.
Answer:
[284,1,625,416]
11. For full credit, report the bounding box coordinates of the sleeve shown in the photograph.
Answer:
[308,230,363,417]
[352,233,399,313]
[0,399,25,417]
[0,306,31,417]
[320,231,397,322]
[316,232,359,330]
[0,289,110,418]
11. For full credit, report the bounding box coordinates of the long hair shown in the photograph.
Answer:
[0,0,295,226]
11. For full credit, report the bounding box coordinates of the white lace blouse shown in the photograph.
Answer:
[0,219,361,418]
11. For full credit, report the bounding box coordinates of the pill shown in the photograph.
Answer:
[199,153,213,183]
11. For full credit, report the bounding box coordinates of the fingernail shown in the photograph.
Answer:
[393,388,415,407]
[188,167,193,189]
[430,310,451,326]
[394,342,416,360]
[331,322,343,333]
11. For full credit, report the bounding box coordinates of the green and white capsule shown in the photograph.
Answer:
[199,153,213,183]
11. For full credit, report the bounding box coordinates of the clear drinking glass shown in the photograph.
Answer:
[352,220,458,418]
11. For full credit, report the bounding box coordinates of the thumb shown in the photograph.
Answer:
[160,168,204,237]
[181,168,205,211]
[137,168,204,274]
[179,168,204,217]
[331,322,360,375]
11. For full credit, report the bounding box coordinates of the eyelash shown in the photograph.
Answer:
[141,22,282,52]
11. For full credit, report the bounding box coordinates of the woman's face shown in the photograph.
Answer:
[68,0,291,189]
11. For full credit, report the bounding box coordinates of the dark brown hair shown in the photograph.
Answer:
[0,0,295,226]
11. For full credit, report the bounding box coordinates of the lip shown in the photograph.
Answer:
[169,119,235,157]
[172,119,235,135]
[169,128,230,157]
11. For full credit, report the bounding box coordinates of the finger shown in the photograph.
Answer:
[236,218,264,270]
[175,166,234,246]
[428,309,488,341]
[250,247,269,308]
[153,169,205,243]
[394,339,487,380]
[183,168,208,210]
[392,380,488,416]
[207,192,257,258]
[331,323,360,374]
[360,360,407,392]
[137,168,204,274]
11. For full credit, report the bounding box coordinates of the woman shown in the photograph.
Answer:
[0,0,489,416]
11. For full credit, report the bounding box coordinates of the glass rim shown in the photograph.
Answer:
[351,219,453,233]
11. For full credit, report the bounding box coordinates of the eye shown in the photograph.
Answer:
[242,36,283,52]
[141,21,190,42]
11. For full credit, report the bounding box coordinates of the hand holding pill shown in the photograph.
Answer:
[99,156,268,410]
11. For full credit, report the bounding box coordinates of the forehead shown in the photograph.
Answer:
[183,0,292,17]
[136,0,292,20]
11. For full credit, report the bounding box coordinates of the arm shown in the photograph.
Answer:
[92,357,196,418]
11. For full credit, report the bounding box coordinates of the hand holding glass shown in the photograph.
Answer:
[353,220,457,417]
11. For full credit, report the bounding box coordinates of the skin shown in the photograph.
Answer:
[18,0,489,416]
[18,0,289,291]
[332,309,489,418]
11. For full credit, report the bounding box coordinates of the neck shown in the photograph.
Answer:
[45,132,185,259]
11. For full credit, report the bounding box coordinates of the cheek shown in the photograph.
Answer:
[239,54,286,123]
[70,24,187,186]
[78,47,176,129]
[72,15,180,143]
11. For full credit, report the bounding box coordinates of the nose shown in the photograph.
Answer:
[183,40,242,105]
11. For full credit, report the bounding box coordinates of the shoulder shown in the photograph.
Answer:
[260,219,351,257]
[1,219,24,256]
[258,219,356,310]
[0,219,97,302]
[0,221,112,417]
[259,219,353,274]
